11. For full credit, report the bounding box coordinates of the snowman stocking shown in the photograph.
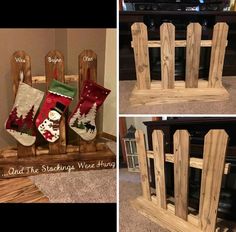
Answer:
[5,82,44,146]
[36,80,76,142]
[68,80,110,141]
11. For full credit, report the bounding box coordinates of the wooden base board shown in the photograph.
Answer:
[131,196,202,232]
[0,148,116,179]
[130,80,229,106]
[131,197,230,232]
[0,178,49,203]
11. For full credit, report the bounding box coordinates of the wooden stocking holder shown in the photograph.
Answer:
[130,23,230,106]
[0,50,115,178]
[131,129,231,232]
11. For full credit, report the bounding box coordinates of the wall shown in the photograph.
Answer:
[103,29,117,136]
[125,117,152,148]
[0,29,55,148]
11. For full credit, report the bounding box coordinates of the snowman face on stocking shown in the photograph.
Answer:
[49,110,61,121]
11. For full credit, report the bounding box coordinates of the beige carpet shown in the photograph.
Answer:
[119,77,236,114]
[120,168,168,232]
[28,141,116,203]
[119,168,236,232]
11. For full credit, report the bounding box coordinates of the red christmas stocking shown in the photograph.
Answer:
[68,80,110,141]
[36,80,76,142]
[5,82,44,146]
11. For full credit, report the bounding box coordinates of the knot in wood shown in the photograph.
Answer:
[138,65,144,72]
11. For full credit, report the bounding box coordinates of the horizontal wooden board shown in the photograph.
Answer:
[32,75,78,83]
[131,196,202,232]
[0,178,49,203]
[0,149,116,178]
[130,84,229,106]
[131,40,228,48]
[147,151,230,175]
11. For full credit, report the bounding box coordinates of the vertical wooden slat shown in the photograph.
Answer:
[11,51,35,157]
[208,23,228,88]
[135,130,151,200]
[45,50,66,154]
[185,23,202,88]
[131,23,151,90]
[78,49,97,96]
[160,23,175,89]
[199,130,228,232]
[78,50,97,151]
[174,130,190,220]
[152,130,167,209]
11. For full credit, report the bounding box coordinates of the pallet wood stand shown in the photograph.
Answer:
[131,129,231,232]
[130,22,229,106]
[0,50,115,178]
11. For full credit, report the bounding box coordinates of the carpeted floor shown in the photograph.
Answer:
[119,77,236,114]
[119,168,236,232]
[28,141,117,203]
[120,168,168,232]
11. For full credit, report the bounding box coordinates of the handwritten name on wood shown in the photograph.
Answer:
[15,57,26,63]
[1,160,116,177]
[48,57,62,64]
[83,56,93,62]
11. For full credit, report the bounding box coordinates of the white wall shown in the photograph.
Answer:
[102,29,117,136]
[125,117,152,148]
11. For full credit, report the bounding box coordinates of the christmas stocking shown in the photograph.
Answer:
[68,80,110,141]
[36,80,76,143]
[5,82,44,146]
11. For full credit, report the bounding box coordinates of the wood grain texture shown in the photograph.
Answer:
[147,151,230,175]
[199,130,228,232]
[130,83,229,106]
[135,130,151,200]
[0,148,115,178]
[160,23,175,89]
[32,75,78,84]
[0,178,49,203]
[78,49,97,95]
[131,197,202,232]
[131,23,151,90]
[208,23,229,88]
[152,130,166,209]
[45,50,66,154]
[131,40,228,48]
[174,130,190,220]
[11,51,36,158]
[185,23,202,88]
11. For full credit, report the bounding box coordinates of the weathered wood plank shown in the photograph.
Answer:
[135,130,151,200]
[78,49,97,96]
[152,130,166,209]
[208,23,229,88]
[45,50,66,154]
[32,75,78,84]
[185,23,202,88]
[174,130,190,220]
[0,177,49,203]
[11,51,36,158]
[131,40,228,48]
[131,23,151,90]
[160,23,175,89]
[131,196,202,232]
[147,151,230,175]
[199,130,229,232]
[0,149,116,178]
[130,84,229,106]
